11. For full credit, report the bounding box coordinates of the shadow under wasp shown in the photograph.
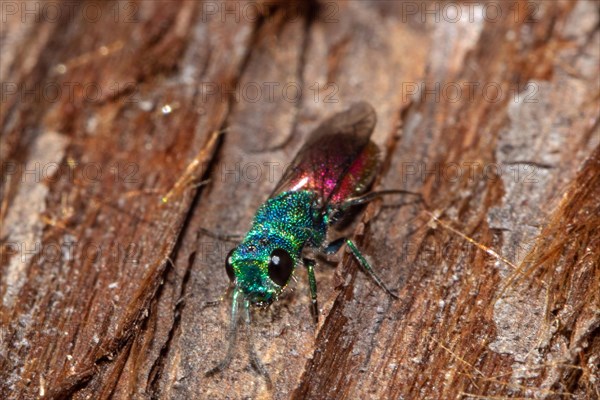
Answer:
[205,102,422,386]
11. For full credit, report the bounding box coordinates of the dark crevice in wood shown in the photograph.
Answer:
[78,180,209,397]
[146,250,196,397]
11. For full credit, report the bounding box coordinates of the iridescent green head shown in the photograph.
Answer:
[225,238,295,307]
[223,191,326,307]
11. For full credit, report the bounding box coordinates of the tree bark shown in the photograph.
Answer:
[1,1,599,399]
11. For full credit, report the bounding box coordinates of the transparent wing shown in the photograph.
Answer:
[270,102,378,207]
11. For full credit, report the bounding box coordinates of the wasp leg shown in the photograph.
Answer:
[243,299,272,389]
[303,258,319,323]
[343,189,423,209]
[323,237,346,255]
[345,239,399,299]
[196,227,244,243]
[205,287,242,377]
[201,285,232,309]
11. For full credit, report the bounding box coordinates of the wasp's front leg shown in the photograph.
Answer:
[302,257,319,323]
[205,287,242,377]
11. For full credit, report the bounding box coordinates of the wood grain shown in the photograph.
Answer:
[1,1,598,399]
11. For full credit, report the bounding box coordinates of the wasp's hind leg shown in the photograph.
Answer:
[345,239,399,299]
[325,237,399,299]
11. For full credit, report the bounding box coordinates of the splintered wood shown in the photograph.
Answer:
[1,1,598,399]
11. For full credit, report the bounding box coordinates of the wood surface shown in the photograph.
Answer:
[1,1,599,399]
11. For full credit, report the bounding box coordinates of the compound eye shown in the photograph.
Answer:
[225,249,236,282]
[267,248,294,287]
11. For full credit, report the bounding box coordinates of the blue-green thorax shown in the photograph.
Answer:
[228,190,328,306]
